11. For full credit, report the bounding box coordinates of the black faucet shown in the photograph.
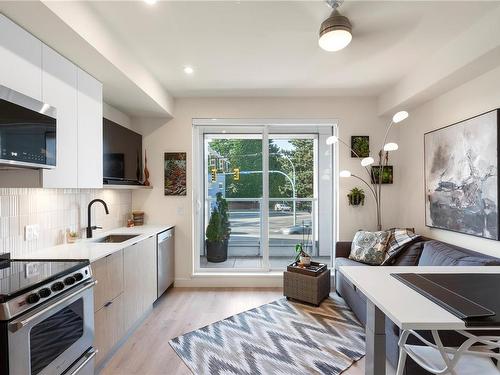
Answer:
[87,199,109,238]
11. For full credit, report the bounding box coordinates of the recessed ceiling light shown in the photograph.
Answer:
[183,66,194,75]
[144,0,157,5]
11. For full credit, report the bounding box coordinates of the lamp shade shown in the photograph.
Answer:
[392,111,409,123]
[361,157,375,167]
[383,142,399,151]
[339,170,352,178]
[319,10,352,52]
[326,135,339,145]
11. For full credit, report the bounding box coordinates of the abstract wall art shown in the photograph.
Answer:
[164,152,187,196]
[424,109,499,240]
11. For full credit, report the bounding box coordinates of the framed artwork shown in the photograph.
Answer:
[351,136,370,157]
[424,109,499,240]
[164,152,187,196]
[371,165,393,184]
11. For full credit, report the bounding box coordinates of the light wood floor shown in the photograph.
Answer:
[100,288,394,375]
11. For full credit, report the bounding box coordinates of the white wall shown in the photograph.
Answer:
[132,97,401,284]
[397,65,500,257]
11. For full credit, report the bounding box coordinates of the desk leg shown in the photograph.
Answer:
[365,300,386,375]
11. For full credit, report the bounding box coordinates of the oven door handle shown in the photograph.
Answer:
[8,280,97,333]
[67,347,98,375]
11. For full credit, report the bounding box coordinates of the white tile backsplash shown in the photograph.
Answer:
[0,189,132,257]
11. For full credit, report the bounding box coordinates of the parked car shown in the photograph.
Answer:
[281,222,312,235]
[274,203,292,212]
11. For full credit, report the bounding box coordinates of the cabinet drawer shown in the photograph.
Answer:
[107,250,124,301]
[92,257,107,312]
[94,293,124,367]
[92,250,124,311]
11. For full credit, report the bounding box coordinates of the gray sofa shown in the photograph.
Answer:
[334,238,500,375]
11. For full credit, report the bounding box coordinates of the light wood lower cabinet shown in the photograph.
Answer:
[123,235,157,330]
[92,250,124,367]
[92,236,158,368]
[92,256,108,312]
[123,242,142,330]
[142,236,157,309]
[94,294,125,366]
[92,250,124,312]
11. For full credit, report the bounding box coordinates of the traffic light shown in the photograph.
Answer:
[233,168,240,181]
[211,168,217,182]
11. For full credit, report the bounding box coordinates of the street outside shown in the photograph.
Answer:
[200,208,333,268]
[228,209,313,248]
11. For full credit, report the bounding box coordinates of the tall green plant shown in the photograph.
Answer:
[206,192,230,242]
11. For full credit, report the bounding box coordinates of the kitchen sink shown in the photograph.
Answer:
[92,234,139,243]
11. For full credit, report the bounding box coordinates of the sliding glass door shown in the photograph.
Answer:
[202,134,264,268]
[268,135,324,269]
[195,122,334,272]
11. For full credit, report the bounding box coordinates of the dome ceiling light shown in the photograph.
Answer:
[319,0,352,52]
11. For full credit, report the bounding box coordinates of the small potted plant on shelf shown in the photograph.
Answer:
[348,187,365,206]
[294,243,311,267]
[206,192,231,263]
[293,220,312,267]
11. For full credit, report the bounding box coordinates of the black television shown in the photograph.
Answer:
[103,118,143,185]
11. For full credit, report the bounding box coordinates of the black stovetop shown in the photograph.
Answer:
[0,254,89,302]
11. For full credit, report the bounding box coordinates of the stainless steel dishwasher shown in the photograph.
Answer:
[157,228,175,298]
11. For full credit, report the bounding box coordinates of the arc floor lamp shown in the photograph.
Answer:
[327,111,409,231]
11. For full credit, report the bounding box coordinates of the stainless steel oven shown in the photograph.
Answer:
[6,280,95,375]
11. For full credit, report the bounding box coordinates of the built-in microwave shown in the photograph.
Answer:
[0,84,56,169]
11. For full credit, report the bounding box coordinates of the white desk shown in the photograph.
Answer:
[339,266,500,375]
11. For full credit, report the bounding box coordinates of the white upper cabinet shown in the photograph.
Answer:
[41,45,78,188]
[77,68,103,188]
[0,14,42,100]
[0,15,104,188]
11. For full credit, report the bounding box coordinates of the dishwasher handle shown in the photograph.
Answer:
[158,228,174,243]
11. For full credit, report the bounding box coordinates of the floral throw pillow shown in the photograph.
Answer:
[349,230,391,265]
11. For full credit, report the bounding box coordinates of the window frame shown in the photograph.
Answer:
[192,119,338,275]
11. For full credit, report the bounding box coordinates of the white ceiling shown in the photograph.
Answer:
[85,0,497,98]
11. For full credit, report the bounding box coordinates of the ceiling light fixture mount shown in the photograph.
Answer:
[319,0,352,52]
[183,66,194,75]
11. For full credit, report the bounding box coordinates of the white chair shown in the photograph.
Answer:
[396,329,500,375]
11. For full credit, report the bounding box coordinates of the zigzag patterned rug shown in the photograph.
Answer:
[170,294,365,375]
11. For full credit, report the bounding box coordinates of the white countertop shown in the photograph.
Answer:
[15,225,174,263]
[340,265,500,330]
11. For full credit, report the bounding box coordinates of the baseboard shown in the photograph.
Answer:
[174,273,335,289]
[174,273,284,287]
